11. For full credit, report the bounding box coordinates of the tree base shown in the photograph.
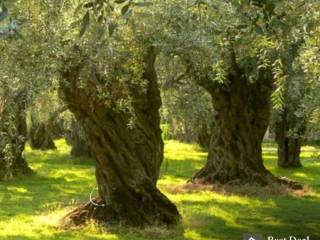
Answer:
[191,165,274,186]
[191,167,303,190]
[30,123,56,150]
[61,197,112,227]
[0,158,33,181]
[61,195,180,228]
[17,165,33,177]
[278,162,303,169]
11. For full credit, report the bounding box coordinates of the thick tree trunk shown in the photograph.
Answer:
[0,91,32,180]
[275,109,302,168]
[192,63,275,185]
[66,120,91,158]
[60,47,180,227]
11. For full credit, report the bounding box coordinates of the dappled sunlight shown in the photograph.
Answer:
[164,140,203,152]
[7,186,29,193]
[184,230,206,240]
[158,176,185,186]
[302,145,320,152]
[1,140,320,239]
[49,168,94,181]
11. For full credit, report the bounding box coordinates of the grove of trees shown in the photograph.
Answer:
[1,0,320,231]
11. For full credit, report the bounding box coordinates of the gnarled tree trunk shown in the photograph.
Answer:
[60,47,180,227]
[0,91,32,180]
[275,108,303,168]
[188,44,278,185]
[192,69,273,185]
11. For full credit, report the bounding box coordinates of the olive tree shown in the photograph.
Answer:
[4,0,180,227]
[0,2,34,180]
[159,0,313,186]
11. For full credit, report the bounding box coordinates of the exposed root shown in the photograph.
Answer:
[61,202,184,239]
[274,176,303,190]
[60,193,180,229]
[60,197,113,228]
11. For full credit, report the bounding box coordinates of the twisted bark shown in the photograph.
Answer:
[190,45,303,189]
[60,47,180,227]
[192,67,274,185]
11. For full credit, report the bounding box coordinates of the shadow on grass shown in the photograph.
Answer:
[180,197,320,239]
[3,225,186,240]
[1,140,320,240]
[0,172,95,221]
[160,158,204,182]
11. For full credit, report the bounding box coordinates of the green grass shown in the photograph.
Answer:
[1,140,320,240]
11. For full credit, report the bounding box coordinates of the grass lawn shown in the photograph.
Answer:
[0,140,320,240]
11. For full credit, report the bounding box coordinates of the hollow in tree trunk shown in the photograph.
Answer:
[60,47,180,227]
[275,108,303,168]
[0,91,32,180]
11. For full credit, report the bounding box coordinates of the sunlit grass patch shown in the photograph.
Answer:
[0,140,320,239]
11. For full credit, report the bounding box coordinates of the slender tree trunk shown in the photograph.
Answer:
[29,121,56,150]
[29,106,67,150]
[66,120,91,158]
[60,47,180,227]
[0,91,32,180]
[275,109,303,168]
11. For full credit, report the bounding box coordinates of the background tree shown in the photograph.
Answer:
[299,9,320,144]
[65,118,91,158]
[269,2,319,169]
[0,2,37,180]
[28,91,67,150]
[272,44,308,168]
[0,86,32,180]
[158,0,313,186]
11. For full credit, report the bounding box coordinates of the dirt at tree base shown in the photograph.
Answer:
[172,178,307,198]
[61,196,181,229]
[60,197,111,228]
